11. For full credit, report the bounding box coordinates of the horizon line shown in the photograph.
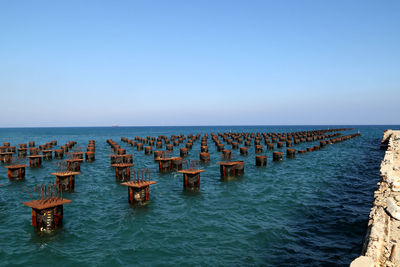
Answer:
[0,123,399,129]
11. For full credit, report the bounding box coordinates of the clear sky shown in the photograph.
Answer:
[1,0,399,127]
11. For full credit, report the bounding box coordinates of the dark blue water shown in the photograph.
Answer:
[0,125,394,266]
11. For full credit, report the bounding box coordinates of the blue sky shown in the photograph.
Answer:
[1,0,399,126]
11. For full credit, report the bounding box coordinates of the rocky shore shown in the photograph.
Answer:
[352,130,400,267]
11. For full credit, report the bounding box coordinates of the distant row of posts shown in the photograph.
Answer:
[0,128,361,233]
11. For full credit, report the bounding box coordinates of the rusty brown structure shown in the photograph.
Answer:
[233,161,245,175]
[66,159,83,172]
[54,149,64,159]
[28,155,44,167]
[273,151,283,161]
[51,171,80,192]
[216,162,238,179]
[23,183,71,232]
[199,152,210,163]
[217,143,224,151]
[85,152,95,162]
[178,169,205,190]
[0,152,13,163]
[72,152,83,160]
[5,164,26,180]
[42,150,53,160]
[111,163,134,182]
[144,146,152,155]
[158,157,173,172]
[222,149,232,160]
[154,150,163,161]
[255,145,263,154]
[117,148,126,155]
[156,141,163,148]
[256,155,267,166]
[177,160,204,190]
[171,157,183,171]
[17,148,28,158]
[122,154,133,164]
[108,154,123,165]
[19,144,27,149]
[287,149,296,158]
[121,169,156,206]
[180,148,188,157]
[267,143,274,150]
[137,143,144,151]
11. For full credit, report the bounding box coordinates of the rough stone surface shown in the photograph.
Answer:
[350,256,374,267]
[386,198,400,220]
[354,130,400,266]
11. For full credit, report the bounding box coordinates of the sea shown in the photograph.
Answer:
[0,125,396,266]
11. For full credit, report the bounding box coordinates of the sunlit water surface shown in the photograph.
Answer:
[0,125,394,266]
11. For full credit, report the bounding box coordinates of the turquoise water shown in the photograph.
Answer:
[0,125,394,266]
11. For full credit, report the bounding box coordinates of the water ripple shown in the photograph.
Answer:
[0,125,391,266]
